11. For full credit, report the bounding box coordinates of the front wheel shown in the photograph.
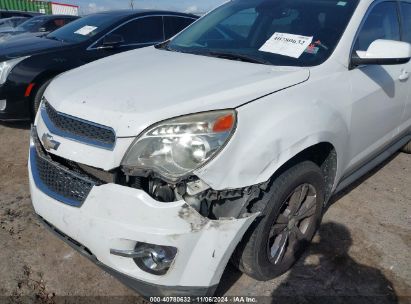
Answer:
[234,161,325,281]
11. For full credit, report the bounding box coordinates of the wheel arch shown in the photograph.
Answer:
[268,142,338,202]
[30,70,64,98]
[27,70,64,116]
[197,128,345,195]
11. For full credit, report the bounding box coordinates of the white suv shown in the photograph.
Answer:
[29,0,411,297]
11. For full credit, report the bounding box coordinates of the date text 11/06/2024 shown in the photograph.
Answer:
[150,296,258,303]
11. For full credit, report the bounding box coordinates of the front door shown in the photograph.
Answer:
[347,1,409,170]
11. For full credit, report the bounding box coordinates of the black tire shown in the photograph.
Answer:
[401,141,411,154]
[234,161,325,281]
[32,79,52,120]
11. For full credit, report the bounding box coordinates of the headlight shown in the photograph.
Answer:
[0,57,29,85]
[122,110,236,181]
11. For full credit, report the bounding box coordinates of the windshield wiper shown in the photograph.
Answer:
[155,43,271,65]
[207,51,271,65]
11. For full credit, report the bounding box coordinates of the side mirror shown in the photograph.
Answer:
[39,27,47,32]
[351,39,411,68]
[101,34,124,49]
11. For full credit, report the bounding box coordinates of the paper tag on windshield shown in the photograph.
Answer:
[74,25,97,36]
[259,33,313,58]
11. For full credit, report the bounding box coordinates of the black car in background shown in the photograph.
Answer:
[0,10,41,19]
[0,15,78,42]
[0,17,29,31]
[0,10,198,120]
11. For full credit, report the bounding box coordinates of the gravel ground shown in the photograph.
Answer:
[0,122,410,304]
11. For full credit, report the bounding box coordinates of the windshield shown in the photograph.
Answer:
[46,14,121,43]
[17,16,47,32]
[168,0,359,66]
[0,19,13,30]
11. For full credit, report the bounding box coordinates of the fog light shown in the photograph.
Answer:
[133,242,177,275]
[0,99,6,111]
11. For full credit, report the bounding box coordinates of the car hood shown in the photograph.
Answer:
[45,47,310,137]
[0,36,64,60]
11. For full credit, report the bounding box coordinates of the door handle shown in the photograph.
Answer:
[399,70,409,81]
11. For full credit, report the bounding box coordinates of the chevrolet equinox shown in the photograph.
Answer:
[29,0,411,297]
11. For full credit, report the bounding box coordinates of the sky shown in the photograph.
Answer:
[61,0,227,15]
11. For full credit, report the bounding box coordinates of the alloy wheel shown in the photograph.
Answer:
[267,183,317,265]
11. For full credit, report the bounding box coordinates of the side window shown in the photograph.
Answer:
[354,2,401,51]
[163,16,194,40]
[400,2,411,43]
[111,16,164,45]
[43,19,62,31]
[59,18,71,26]
[53,18,67,29]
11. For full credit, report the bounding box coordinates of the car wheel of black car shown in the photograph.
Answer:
[234,161,325,281]
[401,141,411,154]
[32,79,53,120]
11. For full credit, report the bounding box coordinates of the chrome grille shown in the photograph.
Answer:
[42,100,116,149]
[30,127,102,207]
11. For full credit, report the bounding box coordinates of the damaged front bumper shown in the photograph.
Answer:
[37,215,218,297]
[28,145,257,296]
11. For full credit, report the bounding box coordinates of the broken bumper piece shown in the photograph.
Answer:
[29,159,257,297]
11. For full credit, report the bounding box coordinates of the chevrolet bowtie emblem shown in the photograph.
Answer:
[42,133,60,151]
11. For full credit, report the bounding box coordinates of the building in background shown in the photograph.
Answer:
[50,2,78,15]
[0,0,79,16]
